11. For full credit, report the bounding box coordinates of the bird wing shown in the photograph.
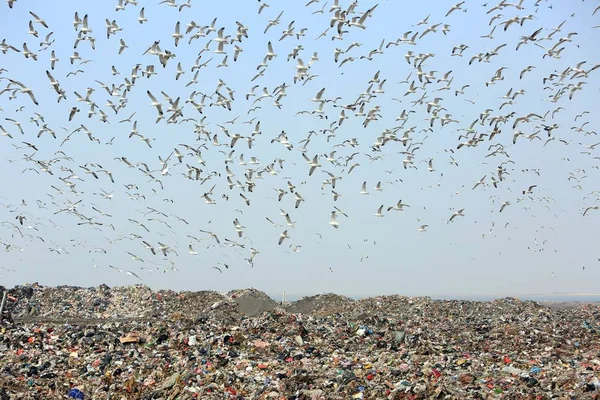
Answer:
[146,91,158,103]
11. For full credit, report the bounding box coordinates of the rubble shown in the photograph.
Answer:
[0,284,599,399]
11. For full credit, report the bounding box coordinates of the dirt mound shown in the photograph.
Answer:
[228,288,280,316]
[284,293,354,315]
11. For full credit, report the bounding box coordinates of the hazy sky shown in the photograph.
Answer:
[0,0,599,299]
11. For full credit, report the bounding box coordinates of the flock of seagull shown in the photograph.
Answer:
[0,0,599,287]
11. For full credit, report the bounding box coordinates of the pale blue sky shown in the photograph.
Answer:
[0,0,599,299]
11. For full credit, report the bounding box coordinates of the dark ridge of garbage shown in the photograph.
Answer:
[4,284,600,321]
[1,284,600,398]
[540,301,600,310]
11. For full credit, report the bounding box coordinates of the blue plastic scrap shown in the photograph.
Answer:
[68,388,84,399]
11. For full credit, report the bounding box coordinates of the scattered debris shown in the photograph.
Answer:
[0,284,599,398]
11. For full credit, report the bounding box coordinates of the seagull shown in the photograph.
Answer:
[147,90,164,115]
[448,209,465,223]
[8,80,38,105]
[258,1,270,14]
[519,66,535,79]
[294,192,305,209]
[302,153,321,176]
[125,252,144,262]
[142,241,156,255]
[583,206,599,216]
[265,11,284,34]
[472,176,486,190]
[360,181,369,195]
[29,11,49,28]
[279,230,289,245]
[329,211,339,228]
[28,20,39,38]
[445,2,465,17]
[199,229,220,244]
[138,7,147,24]
[109,265,143,281]
[311,87,326,103]
[387,200,410,212]
[427,159,435,172]
[172,22,183,46]
[266,41,277,60]
[119,39,128,54]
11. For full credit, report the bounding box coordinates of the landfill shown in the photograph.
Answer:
[1,284,599,399]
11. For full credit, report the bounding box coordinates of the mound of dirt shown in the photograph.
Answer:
[284,293,354,315]
[228,288,280,316]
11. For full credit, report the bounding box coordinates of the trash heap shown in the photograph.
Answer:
[1,284,599,399]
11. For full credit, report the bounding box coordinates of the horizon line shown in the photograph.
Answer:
[4,284,600,300]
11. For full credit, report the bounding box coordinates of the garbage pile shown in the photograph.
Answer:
[0,284,599,399]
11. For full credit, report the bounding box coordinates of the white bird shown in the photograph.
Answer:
[360,181,369,195]
[265,10,284,34]
[301,153,321,176]
[172,21,183,46]
[49,50,59,69]
[29,11,49,28]
[266,41,277,60]
[175,62,185,80]
[448,209,465,223]
[8,80,38,105]
[472,175,486,190]
[118,39,128,54]
[278,230,290,245]
[427,159,435,172]
[387,200,410,212]
[146,90,163,115]
[311,87,326,103]
[294,192,305,209]
[445,2,465,17]
[28,20,39,38]
[285,213,296,227]
[80,14,92,34]
[138,7,147,24]
[329,211,339,228]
